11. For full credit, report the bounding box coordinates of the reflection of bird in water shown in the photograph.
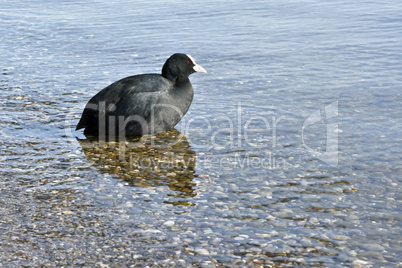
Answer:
[78,129,197,203]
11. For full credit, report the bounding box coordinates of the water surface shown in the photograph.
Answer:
[1,0,401,266]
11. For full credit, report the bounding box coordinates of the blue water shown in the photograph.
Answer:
[1,0,401,266]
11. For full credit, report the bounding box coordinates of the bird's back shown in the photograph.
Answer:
[76,74,192,136]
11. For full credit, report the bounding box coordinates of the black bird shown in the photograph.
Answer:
[76,53,206,137]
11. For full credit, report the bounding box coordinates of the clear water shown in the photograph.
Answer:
[1,0,401,266]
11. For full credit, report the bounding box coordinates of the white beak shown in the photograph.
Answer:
[187,54,207,73]
[193,64,207,73]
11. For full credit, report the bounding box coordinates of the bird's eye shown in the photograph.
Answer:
[186,60,190,64]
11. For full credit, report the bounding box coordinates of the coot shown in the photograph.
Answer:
[76,53,206,136]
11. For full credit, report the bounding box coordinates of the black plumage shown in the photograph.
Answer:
[76,53,206,136]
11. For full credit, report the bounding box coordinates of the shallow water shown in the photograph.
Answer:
[1,0,401,266]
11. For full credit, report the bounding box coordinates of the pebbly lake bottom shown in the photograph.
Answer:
[0,78,400,266]
[0,120,400,267]
[1,66,400,266]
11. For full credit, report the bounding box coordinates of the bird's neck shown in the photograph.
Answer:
[174,76,191,87]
